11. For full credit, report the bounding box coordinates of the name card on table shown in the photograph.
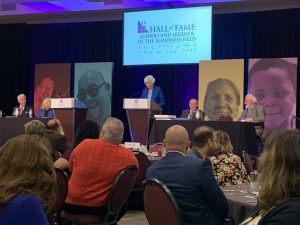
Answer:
[51,98,86,109]
[124,142,141,149]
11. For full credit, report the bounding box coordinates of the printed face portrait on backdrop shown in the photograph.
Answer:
[77,70,111,126]
[198,59,244,122]
[248,58,297,132]
[204,78,240,121]
[34,64,70,115]
[74,62,113,129]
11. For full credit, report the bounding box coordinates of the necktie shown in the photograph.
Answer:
[19,106,24,115]
[188,111,195,120]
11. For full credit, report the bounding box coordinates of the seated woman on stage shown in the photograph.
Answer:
[210,130,249,186]
[37,97,55,118]
[0,134,56,225]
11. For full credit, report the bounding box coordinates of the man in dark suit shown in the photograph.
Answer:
[45,118,68,154]
[180,98,205,120]
[239,94,265,138]
[146,125,228,225]
[12,94,34,118]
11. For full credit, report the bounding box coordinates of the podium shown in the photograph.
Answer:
[51,98,87,146]
[123,98,162,145]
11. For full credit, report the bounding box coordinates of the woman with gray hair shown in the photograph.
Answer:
[140,75,165,108]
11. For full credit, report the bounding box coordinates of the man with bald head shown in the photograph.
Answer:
[45,118,68,154]
[77,70,111,128]
[146,125,228,225]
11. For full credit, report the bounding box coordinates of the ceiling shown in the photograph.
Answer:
[0,0,300,24]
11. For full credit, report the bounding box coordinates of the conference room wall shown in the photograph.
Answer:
[0,8,300,141]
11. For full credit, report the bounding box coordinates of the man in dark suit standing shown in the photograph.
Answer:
[13,94,34,118]
[239,94,265,138]
[146,125,228,225]
[180,98,205,120]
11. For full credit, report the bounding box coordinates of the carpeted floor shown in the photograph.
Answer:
[118,210,149,225]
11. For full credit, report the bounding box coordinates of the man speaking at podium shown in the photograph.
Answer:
[140,75,165,108]
[12,94,34,118]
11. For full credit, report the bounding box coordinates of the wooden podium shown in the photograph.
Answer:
[123,98,162,145]
[51,98,87,146]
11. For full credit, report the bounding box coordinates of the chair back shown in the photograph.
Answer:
[144,179,183,225]
[149,143,164,153]
[242,151,254,174]
[218,116,233,121]
[107,165,138,215]
[133,151,150,185]
[48,168,68,223]
[60,165,137,225]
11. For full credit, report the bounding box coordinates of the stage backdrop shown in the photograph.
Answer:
[74,62,113,128]
[34,63,71,115]
[199,59,244,121]
[248,58,298,133]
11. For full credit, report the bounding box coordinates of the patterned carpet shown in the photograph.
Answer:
[118,210,149,225]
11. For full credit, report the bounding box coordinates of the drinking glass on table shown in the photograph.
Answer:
[249,171,259,191]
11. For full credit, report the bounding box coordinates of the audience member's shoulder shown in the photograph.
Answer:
[11,194,43,208]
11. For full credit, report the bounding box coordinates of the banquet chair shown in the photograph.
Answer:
[242,151,254,174]
[61,165,138,225]
[48,168,68,225]
[149,142,164,153]
[128,151,150,209]
[218,116,233,121]
[144,179,183,225]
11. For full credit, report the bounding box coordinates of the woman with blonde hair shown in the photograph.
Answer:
[251,130,300,224]
[37,97,55,118]
[210,130,249,186]
[0,134,56,225]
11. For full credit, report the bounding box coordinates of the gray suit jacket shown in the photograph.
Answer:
[239,104,265,137]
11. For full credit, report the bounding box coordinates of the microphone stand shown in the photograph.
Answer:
[290,115,300,129]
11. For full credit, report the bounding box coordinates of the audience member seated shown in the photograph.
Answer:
[241,130,300,225]
[210,130,249,186]
[0,134,56,225]
[24,119,58,160]
[187,125,215,160]
[45,119,68,154]
[12,93,34,118]
[54,120,100,170]
[146,125,229,225]
[37,97,55,118]
[180,98,205,120]
[63,117,138,222]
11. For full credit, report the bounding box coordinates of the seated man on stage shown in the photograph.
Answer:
[146,125,228,225]
[239,94,265,138]
[180,98,204,120]
[12,94,34,118]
